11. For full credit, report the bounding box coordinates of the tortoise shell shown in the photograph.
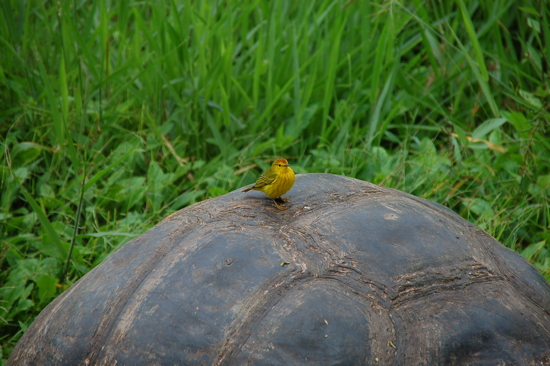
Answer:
[9,174,550,365]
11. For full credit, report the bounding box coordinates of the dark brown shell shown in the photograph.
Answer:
[9,174,550,365]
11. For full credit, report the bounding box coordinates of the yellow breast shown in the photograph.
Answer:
[263,169,296,198]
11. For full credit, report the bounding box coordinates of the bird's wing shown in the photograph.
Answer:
[253,170,278,188]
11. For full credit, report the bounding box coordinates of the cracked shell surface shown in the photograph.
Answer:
[9,174,550,366]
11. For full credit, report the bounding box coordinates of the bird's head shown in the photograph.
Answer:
[271,158,291,172]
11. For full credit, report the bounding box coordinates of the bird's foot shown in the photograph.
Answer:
[278,197,290,202]
[272,199,288,210]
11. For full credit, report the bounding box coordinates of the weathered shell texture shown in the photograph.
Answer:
[9,174,550,365]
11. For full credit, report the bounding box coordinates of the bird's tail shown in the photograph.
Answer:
[243,187,253,192]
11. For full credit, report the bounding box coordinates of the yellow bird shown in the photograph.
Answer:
[243,158,296,210]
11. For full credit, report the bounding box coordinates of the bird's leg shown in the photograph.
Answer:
[271,199,287,210]
[278,197,290,202]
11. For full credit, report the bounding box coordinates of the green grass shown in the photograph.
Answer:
[1,0,549,360]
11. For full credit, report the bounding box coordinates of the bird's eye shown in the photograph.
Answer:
[278,164,281,167]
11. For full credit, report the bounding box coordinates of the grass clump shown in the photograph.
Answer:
[1,0,549,360]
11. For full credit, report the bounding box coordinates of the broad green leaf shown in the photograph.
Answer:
[521,241,547,262]
[501,110,530,134]
[519,90,542,108]
[147,161,166,213]
[36,275,57,304]
[518,7,540,17]
[468,198,495,218]
[472,118,507,140]
[537,175,550,192]
[12,142,43,166]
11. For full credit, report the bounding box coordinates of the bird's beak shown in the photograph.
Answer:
[284,164,290,167]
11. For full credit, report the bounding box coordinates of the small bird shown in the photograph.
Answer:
[243,158,296,210]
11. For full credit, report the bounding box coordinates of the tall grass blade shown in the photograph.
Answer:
[447,25,499,118]
[457,0,489,82]
[17,181,67,261]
